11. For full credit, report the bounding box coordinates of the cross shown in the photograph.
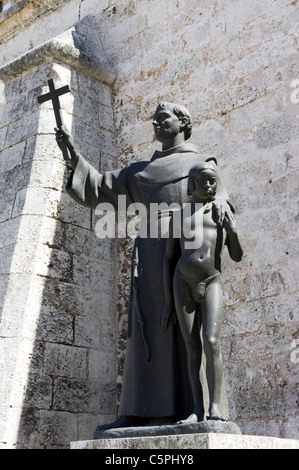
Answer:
[37,78,71,160]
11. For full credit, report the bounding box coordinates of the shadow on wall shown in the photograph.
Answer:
[0,61,118,448]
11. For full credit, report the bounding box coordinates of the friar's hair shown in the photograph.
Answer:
[156,102,192,140]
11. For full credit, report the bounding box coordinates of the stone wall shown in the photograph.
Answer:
[94,0,298,440]
[0,16,118,448]
[0,0,298,447]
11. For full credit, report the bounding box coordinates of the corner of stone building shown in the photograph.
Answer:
[0,7,119,449]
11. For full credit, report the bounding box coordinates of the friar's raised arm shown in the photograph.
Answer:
[56,126,134,210]
[66,153,132,210]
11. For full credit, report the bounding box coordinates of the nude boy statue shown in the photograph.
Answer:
[162,160,243,423]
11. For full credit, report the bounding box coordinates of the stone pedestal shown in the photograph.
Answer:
[93,420,242,440]
[70,432,299,450]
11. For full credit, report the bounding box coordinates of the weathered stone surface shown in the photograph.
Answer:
[0,15,116,85]
[71,433,299,450]
[89,349,115,381]
[53,378,116,414]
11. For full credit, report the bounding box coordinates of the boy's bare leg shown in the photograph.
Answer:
[173,276,204,423]
[201,278,228,421]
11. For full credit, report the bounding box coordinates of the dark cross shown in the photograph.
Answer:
[37,79,71,160]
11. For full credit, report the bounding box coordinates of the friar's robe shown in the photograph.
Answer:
[66,143,229,420]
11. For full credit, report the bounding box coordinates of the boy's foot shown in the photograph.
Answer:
[208,414,229,422]
[208,405,229,422]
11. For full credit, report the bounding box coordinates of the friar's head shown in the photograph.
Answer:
[152,102,192,144]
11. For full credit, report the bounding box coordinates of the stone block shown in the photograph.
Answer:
[23,134,62,164]
[20,373,53,410]
[42,279,115,320]
[77,412,116,442]
[263,293,298,326]
[234,386,298,421]
[71,89,99,125]
[236,418,282,440]
[223,268,285,306]
[70,432,299,449]
[215,80,259,115]
[53,378,116,413]
[222,299,264,336]
[2,63,53,100]
[0,141,26,174]
[73,140,102,169]
[0,125,8,149]
[99,102,114,131]
[72,252,115,289]
[63,223,117,263]
[234,33,297,77]
[58,191,91,229]
[283,416,299,440]
[74,314,101,349]
[38,107,74,136]
[5,111,40,147]
[12,187,60,218]
[36,307,74,344]
[255,115,298,149]
[74,116,115,155]
[0,270,45,307]
[0,215,64,251]
[9,243,72,281]
[1,87,41,127]
[89,349,115,381]
[102,320,115,351]
[27,158,67,191]
[44,343,87,379]
[98,152,117,172]
[77,74,112,107]
[18,409,77,449]
[0,162,32,198]
[0,194,15,223]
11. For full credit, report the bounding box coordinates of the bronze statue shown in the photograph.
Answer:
[54,101,233,429]
[163,161,243,424]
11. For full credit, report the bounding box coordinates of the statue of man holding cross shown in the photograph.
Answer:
[38,81,233,430]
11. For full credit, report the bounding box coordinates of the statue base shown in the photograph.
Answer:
[70,429,299,449]
[93,420,241,440]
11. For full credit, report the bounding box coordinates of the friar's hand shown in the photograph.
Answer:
[160,305,177,331]
[55,125,78,169]
[55,125,75,152]
[212,199,232,226]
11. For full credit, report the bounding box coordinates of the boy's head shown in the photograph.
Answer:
[153,102,192,142]
[187,161,218,200]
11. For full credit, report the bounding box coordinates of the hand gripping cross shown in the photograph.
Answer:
[37,78,71,160]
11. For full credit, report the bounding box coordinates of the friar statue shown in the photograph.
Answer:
[55,102,232,429]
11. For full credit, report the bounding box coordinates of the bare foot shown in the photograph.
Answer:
[208,415,229,422]
[176,413,198,425]
[208,405,229,422]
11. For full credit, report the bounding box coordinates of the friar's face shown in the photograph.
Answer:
[152,105,182,143]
